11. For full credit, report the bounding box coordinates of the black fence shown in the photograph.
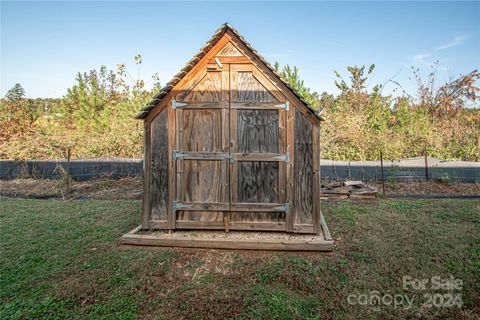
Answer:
[320,158,480,183]
[1,157,479,183]
[0,158,143,181]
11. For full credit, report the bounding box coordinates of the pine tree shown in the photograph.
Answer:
[5,83,26,102]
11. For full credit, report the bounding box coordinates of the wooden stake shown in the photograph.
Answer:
[223,216,230,233]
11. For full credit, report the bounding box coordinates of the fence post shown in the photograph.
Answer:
[424,146,429,181]
[66,147,72,194]
[380,150,385,197]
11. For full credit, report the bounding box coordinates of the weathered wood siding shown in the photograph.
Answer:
[149,108,169,221]
[238,161,279,203]
[230,211,285,223]
[294,109,313,225]
[231,71,276,103]
[182,160,223,202]
[143,37,321,233]
[183,71,222,102]
[217,42,243,56]
[175,67,228,223]
[236,109,280,205]
[183,109,222,152]
[237,110,279,153]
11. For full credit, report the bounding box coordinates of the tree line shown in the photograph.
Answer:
[1,56,479,161]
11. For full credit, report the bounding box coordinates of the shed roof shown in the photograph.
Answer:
[136,23,323,121]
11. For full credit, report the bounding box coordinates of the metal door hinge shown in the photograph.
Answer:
[272,204,289,212]
[172,100,188,109]
[173,201,192,211]
[173,150,185,160]
[274,152,290,162]
[275,101,289,110]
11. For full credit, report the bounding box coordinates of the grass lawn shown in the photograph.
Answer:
[0,197,479,319]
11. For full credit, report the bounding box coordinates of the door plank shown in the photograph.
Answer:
[176,107,184,218]
[175,67,229,224]
[230,203,288,212]
[175,221,286,231]
[174,202,230,211]
[312,126,321,233]
[167,98,176,230]
[183,109,222,152]
[285,103,295,232]
[238,161,279,203]
[229,109,238,204]
[237,109,279,153]
[232,153,287,162]
[278,109,287,203]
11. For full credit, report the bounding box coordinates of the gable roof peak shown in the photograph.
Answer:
[136,23,322,121]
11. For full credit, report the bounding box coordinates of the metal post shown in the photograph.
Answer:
[424,146,429,181]
[380,150,385,197]
[66,147,71,194]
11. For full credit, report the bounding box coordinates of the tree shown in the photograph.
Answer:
[319,92,336,111]
[1,83,40,139]
[412,64,480,122]
[63,66,121,128]
[274,62,320,110]
[334,64,376,94]
[5,83,26,102]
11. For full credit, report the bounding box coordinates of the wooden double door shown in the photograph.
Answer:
[172,64,290,230]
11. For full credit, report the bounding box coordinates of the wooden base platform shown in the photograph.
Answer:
[121,217,333,251]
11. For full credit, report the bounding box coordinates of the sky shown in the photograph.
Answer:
[1,1,479,99]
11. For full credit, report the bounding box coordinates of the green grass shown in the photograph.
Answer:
[1,197,479,319]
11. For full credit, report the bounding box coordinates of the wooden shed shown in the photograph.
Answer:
[134,24,329,238]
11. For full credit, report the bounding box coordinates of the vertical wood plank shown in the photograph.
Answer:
[312,126,321,233]
[222,64,230,105]
[183,109,222,152]
[318,124,322,230]
[150,109,169,221]
[278,109,286,203]
[237,109,279,153]
[142,123,151,229]
[176,108,184,221]
[294,109,314,226]
[167,99,176,230]
[221,108,229,204]
[183,160,223,202]
[238,162,279,203]
[285,103,295,232]
[222,67,231,227]
[230,108,238,204]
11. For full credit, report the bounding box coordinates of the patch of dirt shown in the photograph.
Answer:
[1,178,478,202]
[371,180,480,195]
[0,177,142,200]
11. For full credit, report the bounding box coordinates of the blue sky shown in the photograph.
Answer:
[1,1,479,98]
